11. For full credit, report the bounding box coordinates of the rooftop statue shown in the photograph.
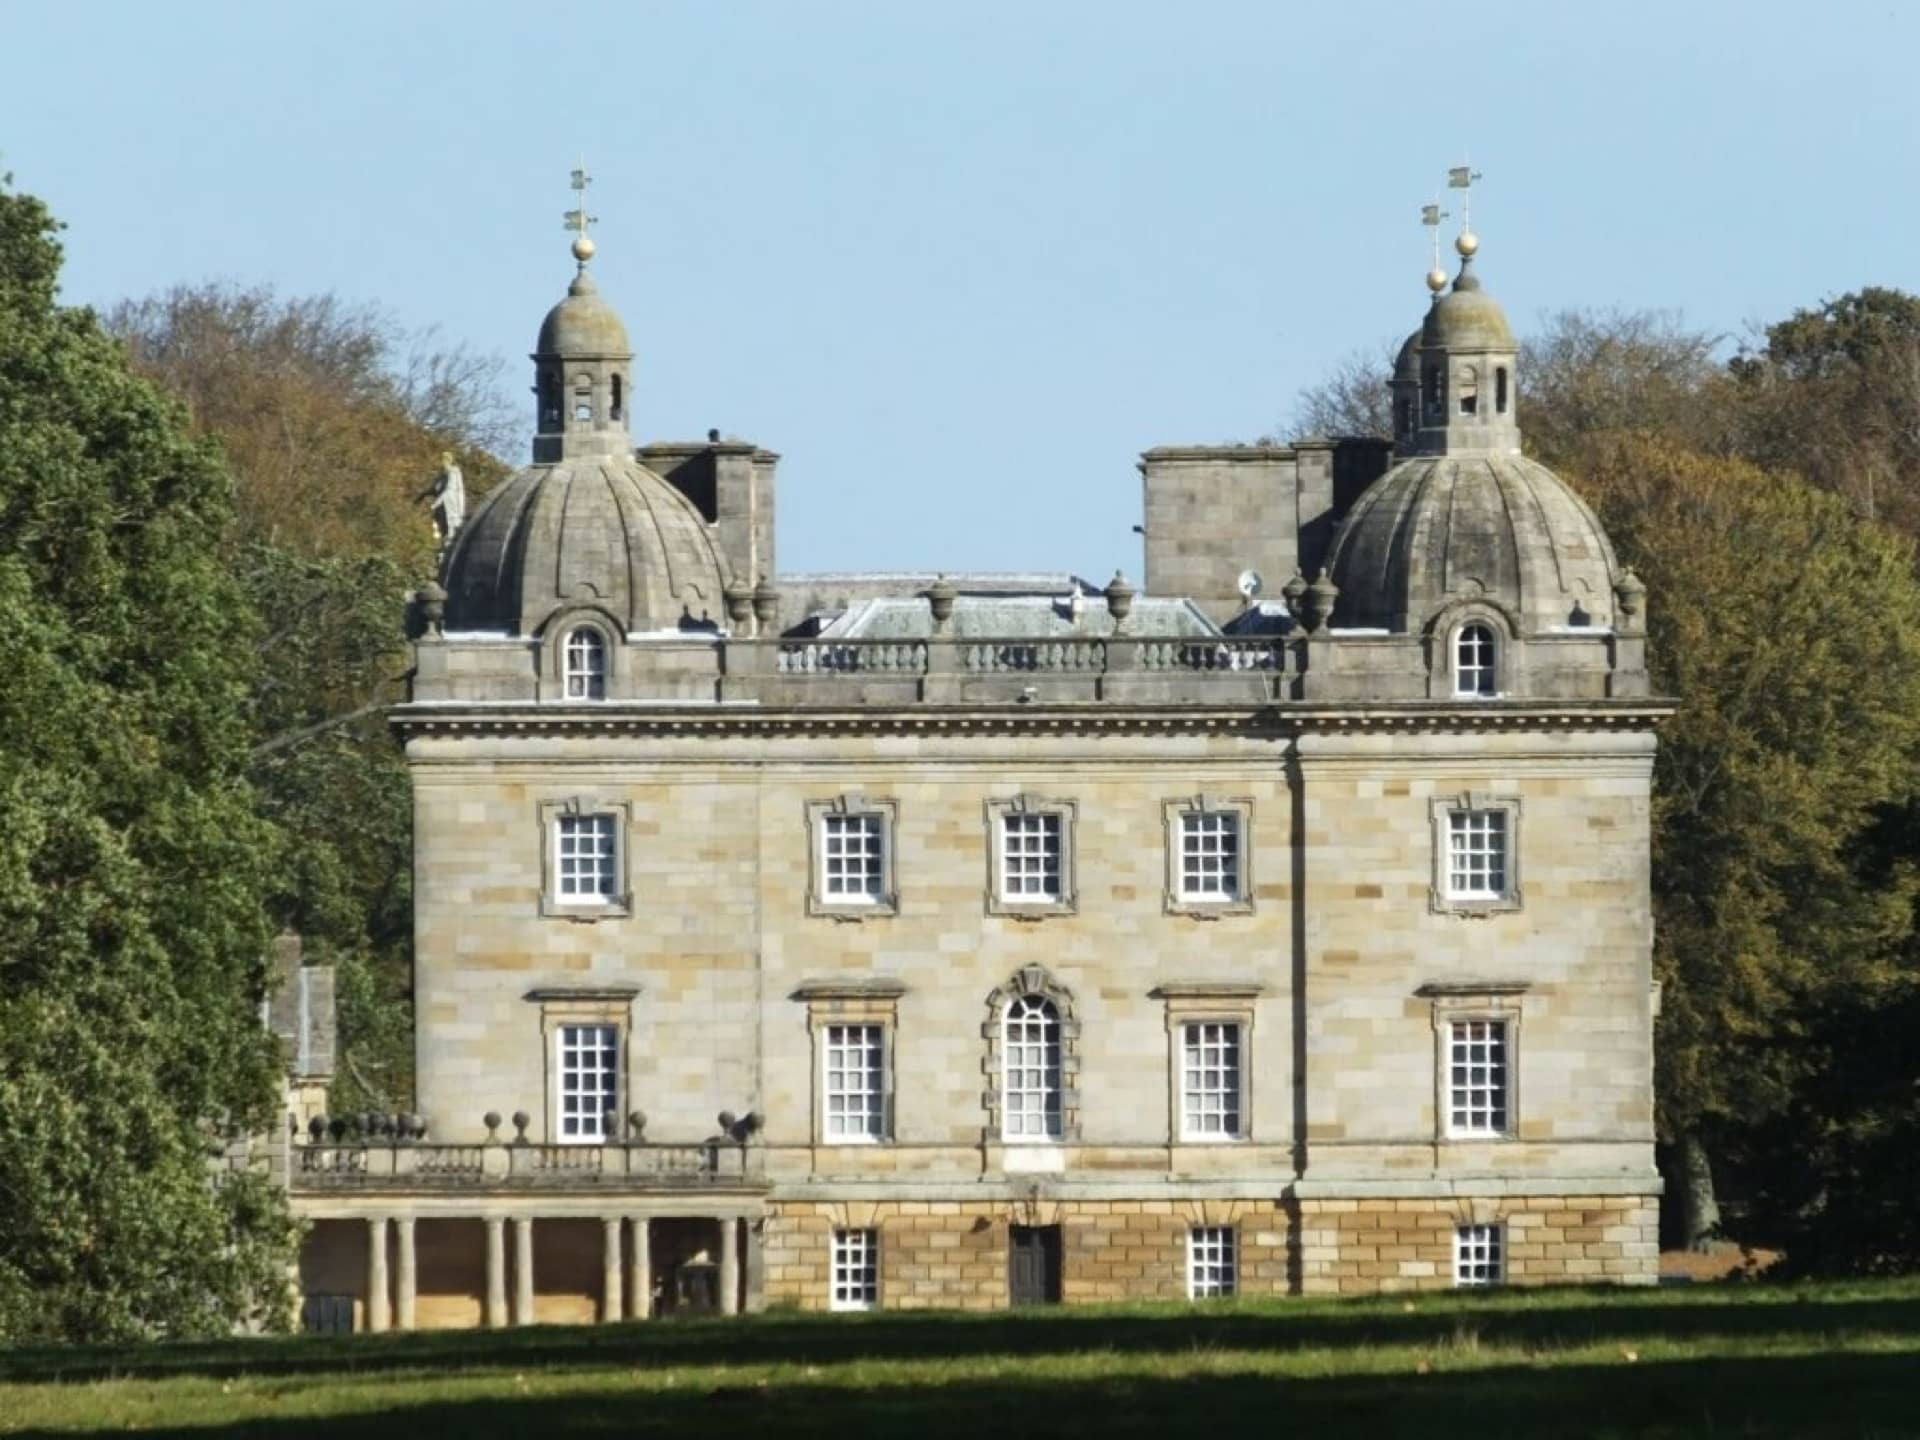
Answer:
[422,451,466,551]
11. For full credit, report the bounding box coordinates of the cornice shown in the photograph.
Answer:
[391,698,1674,742]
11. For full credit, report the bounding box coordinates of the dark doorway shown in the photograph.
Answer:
[1009,1224,1062,1306]
[301,1293,354,1334]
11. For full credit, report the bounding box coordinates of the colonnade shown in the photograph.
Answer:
[360,1212,752,1331]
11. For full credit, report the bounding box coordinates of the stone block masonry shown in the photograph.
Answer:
[763,1194,1656,1309]
[1298,1196,1658,1294]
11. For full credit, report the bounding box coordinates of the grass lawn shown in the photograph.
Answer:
[2,1279,1918,1438]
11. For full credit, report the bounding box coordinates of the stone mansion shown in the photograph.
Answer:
[288,209,1668,1330]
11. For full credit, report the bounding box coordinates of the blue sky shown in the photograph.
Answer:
[5,0,1914,578]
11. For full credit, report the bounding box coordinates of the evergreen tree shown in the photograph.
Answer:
[0,181,293,1340]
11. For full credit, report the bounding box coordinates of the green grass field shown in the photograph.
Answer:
[3,1279,1918,1438]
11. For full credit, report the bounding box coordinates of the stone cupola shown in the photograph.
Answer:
[1325,228,1624,637]
[439,222,732,636]
[532,231,634,464]
[1410,231,1519,458]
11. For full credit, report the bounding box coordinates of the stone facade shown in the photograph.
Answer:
[283,210,1669,1330]
[1298,1196,1660,1294]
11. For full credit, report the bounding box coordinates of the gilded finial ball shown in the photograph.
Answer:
[571,234,596,263]
[1426,267,1448,293]
[1455,230,1479,258]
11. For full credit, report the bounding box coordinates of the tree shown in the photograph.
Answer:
[1731,288,1920,538]
[109,284,513,1114]
[1572,436,1920,1253]
[1521,309,1733,470]
[108,284,512,570]
[0,181,294,1340]
[1286,337,1400,440]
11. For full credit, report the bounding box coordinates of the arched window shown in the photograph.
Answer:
[610,374,624,422]
[1495,366,1509,414]
[1454,622,1497,698]
[1002,995,1062,1141]
[1423,362,1443,416]
[540,371,561,430]
[564,626,608,700]
[1458,365,1479,416]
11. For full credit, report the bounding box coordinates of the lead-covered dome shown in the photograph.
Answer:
[1324,453,1620,634]
[441,452,730,635]
[1421,256,1514,352]
[536,268,630,357]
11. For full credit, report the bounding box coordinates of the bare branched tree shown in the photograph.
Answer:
[1521,309,1731,466]
[1285,337,1401,441]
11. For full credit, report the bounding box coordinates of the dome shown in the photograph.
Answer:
[441,452,730,635]
[1393,327,1422,383]
[1421,258,1515,352]
[536,269,630,357]
[1324,453,1620,634]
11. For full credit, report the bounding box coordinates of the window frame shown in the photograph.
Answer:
[1162,796,1255,916]
[805,796,900,919]
[982,966,1081,1146]
[830,1227,880,1311]
[540,606,624,701]
[527,987,639,1146]
[1422,985,1526,1145]
[984,796,1077,918]
[1178,1019,1247,1143]
[539,798,633,920]
[554,1020,621,1144]
[1000,993,1064,1143]
[821,1020,890,1146]
[1153,984,1260,1147]
[1429,793,1523,915]
[793,980,904,1149]
[1444,1015,1512,1139]
[1454,1223,1505,1287]
[1187,1225,1238,1299]
[562,624,609,701]
[1452,621,1499,698]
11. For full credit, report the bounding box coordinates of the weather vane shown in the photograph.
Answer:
[1421,198,1450,292]
[563,161,597,261]
[1448,162,1483,251]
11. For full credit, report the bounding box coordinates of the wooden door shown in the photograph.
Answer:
[1009,1224,1062,1306]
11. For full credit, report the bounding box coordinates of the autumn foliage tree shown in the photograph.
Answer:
[1574,437,1920,1255]
[108,285,514,1112]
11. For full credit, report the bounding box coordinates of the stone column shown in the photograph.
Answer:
[365,1216,391,1334]
[627,1216,651,1320]
[743,1218,766,1314]
[394,1215,418,1331]
[484,1217,508,1329]
[717,1215,740,1317]
[512,1216,535,1326]
[600,1217,623,1324]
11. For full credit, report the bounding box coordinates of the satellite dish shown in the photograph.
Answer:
[1237,569,1264,602]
